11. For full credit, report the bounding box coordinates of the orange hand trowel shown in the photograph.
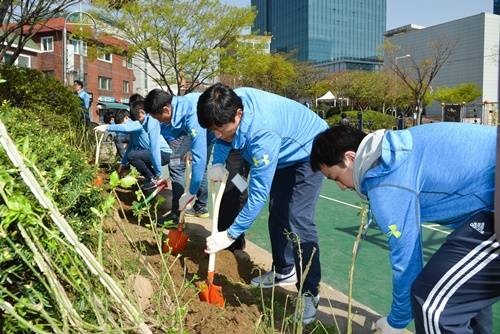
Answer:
[198,173,228,307]
[162,160,192,255]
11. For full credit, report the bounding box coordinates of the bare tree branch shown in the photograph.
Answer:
[0,0,79,65]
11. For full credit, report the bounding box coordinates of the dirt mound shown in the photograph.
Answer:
[108,185,264,334]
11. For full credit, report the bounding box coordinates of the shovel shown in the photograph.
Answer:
[198,174,228,307]
[132,179,168,211]
[162,160,192,255]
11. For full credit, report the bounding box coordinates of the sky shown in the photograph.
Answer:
[225,0,493,30]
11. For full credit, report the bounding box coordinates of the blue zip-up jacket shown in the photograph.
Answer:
[356,123,496,329]
[212,87,328,238]
[160,93,215,195]
[108,115,171,177]
[78,90,90,110]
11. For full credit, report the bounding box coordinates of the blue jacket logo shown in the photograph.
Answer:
[252,154,270,167]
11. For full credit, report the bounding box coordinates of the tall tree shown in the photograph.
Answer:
[385,39,456,124]
[236,52,297,96]
[92,0,255,95]
[286,60,328,101]
[0,0,79,65]
[432,82,482,104]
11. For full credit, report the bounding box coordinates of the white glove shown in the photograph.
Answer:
[179,193,196,211]
[94,124,109,133]
[371,317,404,334]
[208,164,228,182]
[206,230,235,254]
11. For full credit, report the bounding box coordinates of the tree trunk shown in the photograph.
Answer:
[416,103,423,125]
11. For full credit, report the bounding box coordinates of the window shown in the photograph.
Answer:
[2,52,31,68]
[97,49,112,63]
[122,57,133,69]
[41,36,53,52]
[70,39,87,56]
[98,76,112,90]
[123,81,129,93]
[75,71,88,84]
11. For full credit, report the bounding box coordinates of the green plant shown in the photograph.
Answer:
[0,65,82,125]
[0,98,130,331]
[327,110,397,130]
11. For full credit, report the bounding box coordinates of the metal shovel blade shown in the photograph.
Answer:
[198,272,224,307]
[162,225,189,255]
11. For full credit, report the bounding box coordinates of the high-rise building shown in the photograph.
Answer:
[251,0,386,71]
[494,0,500,15]
[385,13,499,121]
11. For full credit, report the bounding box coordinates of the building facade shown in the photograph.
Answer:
[251,0,386,71]
[494,0,500,15]
[385,13,499,119]
[2,40,41,70]
[2,18,135,121]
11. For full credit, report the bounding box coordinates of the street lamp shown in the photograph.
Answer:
[395,54,411,64]
[63,11,97,86]
[392,54,411,120]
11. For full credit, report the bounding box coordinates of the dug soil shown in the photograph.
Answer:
[106,184,268,334]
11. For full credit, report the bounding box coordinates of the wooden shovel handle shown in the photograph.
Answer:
[207,172,228,275]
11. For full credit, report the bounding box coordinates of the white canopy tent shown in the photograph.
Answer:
[316,90,337,107]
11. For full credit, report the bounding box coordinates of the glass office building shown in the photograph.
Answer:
[251,0,386,71]
[495,0,500,15]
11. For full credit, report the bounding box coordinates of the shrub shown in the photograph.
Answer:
[0,65,83,130]
[327,110,397,130]
[0,71,109,331]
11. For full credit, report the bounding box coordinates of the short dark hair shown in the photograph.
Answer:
[310,125,367,172]
[114,109,129,124]
[197,83,243,129]
[73,80,83,88]
[130,100,144,121]
[103,110,115,124]
[144,89,173,115]
[128,93,144,105]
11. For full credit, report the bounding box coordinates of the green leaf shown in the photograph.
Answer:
[90,207,102,218]
[119,175,137,188]
[109,171,120,188]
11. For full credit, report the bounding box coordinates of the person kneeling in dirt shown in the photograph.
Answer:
[197,83,328,325]
[310,124,499,334]
[94,106,171,190]
[144,89,214,223]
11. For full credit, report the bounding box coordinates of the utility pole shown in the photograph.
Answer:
[79,1,84,82]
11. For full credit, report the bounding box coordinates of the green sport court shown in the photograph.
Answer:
[246,180,500,332]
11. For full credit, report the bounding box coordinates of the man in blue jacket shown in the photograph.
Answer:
[144,89,213,219]
[197,83,328,324]
[94,106,171,189]
[73,80,91,124]
[310,124,499,334]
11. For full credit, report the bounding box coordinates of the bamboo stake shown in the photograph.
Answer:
[94,131,105,166]
[0,120,151,334]
[347,205,369,334]
[18,224,87,334]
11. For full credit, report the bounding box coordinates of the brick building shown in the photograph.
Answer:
[5,17,135,121]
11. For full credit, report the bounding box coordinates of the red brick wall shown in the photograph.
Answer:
[34,31,64,81]
[32,31,135,122]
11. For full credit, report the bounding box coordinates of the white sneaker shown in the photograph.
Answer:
[250,268,297,288]
[294,293,319,325]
